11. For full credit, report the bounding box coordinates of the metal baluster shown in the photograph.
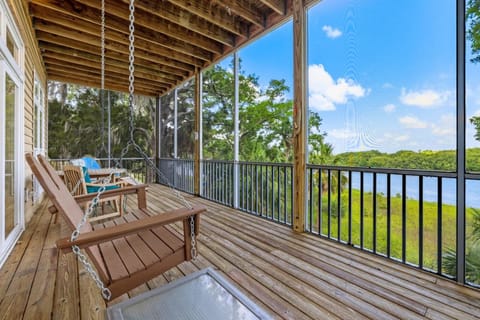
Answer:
[437,178,443,274]
[338,170,341,242]
[360,171,364,249]
[348,171,352,245]
[373,172,377,253]
[402,174,407,263]
[419,176,424,269]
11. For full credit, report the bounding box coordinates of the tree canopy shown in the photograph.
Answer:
[468,0,480,63]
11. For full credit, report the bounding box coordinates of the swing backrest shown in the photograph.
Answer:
[27,154,109,282]
[27,154,92,234]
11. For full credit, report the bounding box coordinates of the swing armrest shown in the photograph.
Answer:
[56,205,206,250]
[48,184,148,214]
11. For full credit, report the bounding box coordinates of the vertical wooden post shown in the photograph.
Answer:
[293,0,307,233]
[194,71,202,196]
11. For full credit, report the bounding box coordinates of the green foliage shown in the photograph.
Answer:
[443,209,480,284]
[468,0,480,63]
[201,58,329,162]
[48,83,155,159]
[332,148,480,171]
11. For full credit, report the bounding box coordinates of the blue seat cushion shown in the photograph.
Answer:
[86,184,120,194]
[81,167,92,183]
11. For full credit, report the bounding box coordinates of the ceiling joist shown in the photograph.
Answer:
[28,0,290,96]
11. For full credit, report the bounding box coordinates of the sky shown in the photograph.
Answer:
[234,0,480,155]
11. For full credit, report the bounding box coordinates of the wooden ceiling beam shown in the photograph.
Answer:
[33,22,196,73]
[36,34,189,78]
[42,54,177,86]
[30,7,205,69]
[29,1,213,62]
[166,0,247,37]
[48,73,159,97]
[41,44,183,82]
[257,0,286,15]
[120,0,235,47]
[46,65,166,92]
[220,0,265,27]
[75,0,224,54]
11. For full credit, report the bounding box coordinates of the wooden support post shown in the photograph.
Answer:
[292,0,307,233]
[194,71,202,196]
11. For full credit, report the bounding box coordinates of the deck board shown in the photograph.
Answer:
[1,184,480,319]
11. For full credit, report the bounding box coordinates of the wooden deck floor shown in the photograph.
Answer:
[1,184,480,319]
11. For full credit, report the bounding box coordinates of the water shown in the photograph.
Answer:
[349,172,480,208]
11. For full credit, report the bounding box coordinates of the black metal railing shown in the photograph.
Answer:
[201,160,234,206]
[50,156,479,287]
[158,158,194,194]
[49,157,155,184]
[306,164,462,279]
[238,162,293,226]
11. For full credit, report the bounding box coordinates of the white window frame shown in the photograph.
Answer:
[0,0,24,268]
[32,72,45,203]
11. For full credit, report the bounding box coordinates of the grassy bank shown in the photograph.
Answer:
[307,189,476,273]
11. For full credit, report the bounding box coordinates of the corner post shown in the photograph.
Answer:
[456,0,466,284]
[292,0,307,233]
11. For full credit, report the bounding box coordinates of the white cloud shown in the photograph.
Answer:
[400,88,451,108]
[329,128,357,139]
[308,64,367,111]
[431,114,455,136]
[399,116,428,129]
[322,25,342,39]
[383,104,396,113]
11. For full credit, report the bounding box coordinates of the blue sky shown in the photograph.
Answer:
[235,0,480,155]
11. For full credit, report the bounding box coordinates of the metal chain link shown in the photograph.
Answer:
[71,0,197,300]
[190,216,197,259]
[101,0,105,92]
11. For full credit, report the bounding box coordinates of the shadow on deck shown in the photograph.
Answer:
[1,184,480,319]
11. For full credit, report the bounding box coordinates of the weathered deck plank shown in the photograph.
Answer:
[1,184,480,320]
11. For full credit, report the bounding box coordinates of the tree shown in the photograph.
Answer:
[468,0,480,63]
[48,82,155,160]
[201,58,329,163]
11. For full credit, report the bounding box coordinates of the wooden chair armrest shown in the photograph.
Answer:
[48,184,149,214]
[56,205,206,250]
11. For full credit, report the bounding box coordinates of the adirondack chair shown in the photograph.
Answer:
[63,165,125,222]
[26,153,206,300]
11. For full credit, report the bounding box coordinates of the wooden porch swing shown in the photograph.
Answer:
[25,0,206,301]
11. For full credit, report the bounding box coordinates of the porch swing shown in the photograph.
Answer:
[26,0,206,301]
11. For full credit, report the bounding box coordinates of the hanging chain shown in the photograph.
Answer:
[69,0,112,301]
[70,0,198,301]
[101,0,105,93]
[190,216,197,259]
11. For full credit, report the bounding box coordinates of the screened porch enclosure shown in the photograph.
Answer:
[1,0,475,318]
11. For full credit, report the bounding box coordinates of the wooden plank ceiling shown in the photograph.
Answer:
[27,0,295,97]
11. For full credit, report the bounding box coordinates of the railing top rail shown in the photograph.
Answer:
[306,163,457,178]
[158,157,194,161]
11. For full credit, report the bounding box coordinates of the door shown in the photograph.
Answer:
[0,0,24,266]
